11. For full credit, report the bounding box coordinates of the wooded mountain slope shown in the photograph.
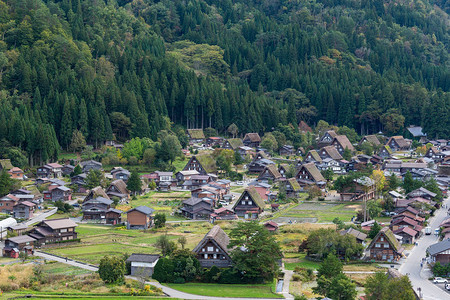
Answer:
[0,0,448,163]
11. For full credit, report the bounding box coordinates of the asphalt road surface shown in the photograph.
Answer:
[399,196,450,300]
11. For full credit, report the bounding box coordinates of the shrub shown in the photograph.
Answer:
[173,277,185,284]
[218,268,241,284]
[292,274,301,281]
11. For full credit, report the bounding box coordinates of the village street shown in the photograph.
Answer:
[399,196,450,300]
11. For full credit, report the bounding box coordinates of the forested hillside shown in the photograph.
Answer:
[0,0,449,165]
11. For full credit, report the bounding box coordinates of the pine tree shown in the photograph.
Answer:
[60,97,73,150]
[127,171,142,195]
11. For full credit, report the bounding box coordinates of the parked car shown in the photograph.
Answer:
[433,277,448,284]
[236,181,244,185]
[219,200,230,206]
[445,283,450,290]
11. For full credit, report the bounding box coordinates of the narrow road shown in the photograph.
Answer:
[24,207,57,226]
[34,251,287,300]
[399,196,450,300]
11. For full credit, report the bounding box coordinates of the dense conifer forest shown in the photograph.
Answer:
[0,0,448,165]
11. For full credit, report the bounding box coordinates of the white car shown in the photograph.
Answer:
[433,277,448,284]
[236,181,244,185]
[445,283,450,290]
[219,200,230,206]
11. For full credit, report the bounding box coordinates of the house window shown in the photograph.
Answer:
[248,201,252,206]
[207,247,213,251]
[384,243,389,248]
[213,254,217,259]
[382,254,387,260]
[375,243,380,248]
[202,248,205,252]
[204,254,208,259]
[60,229,67,233]
[380,237,384,241]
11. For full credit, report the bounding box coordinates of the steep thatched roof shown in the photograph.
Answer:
[244,133,261,143]
[0,159,13,170]
[360,135,381,145]
[193,225,231,255]
[387,136,409,149]
[321,146,343,160]
[299,163,325,182]
[109,179,129,195]
[298,121,312,133]
[187,129,205,139]
[196,154,217,173]
[226,138,244,149]
[306,150,322,163]
[334,135,355,151]
[287,177,301,191]
[369,227,402,253]
[234,186,265,210]
[260,164,282,179]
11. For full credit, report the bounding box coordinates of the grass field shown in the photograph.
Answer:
[273,201,361,223]
[45,222,219,264]
[166,282,283,298]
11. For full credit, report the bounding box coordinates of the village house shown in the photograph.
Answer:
[427,239,450,265]
[359,135,381,146]
[126,254,160,277]
[425,147,444,162]
[183,156,209,175]
[84,187,109,203]
[82,197,114,221]
[279,145,295,156]
[366,227,404,262]
[111,167,131,181]
[44,185,72,202]
[258,165,282,182]
[332,135,355,155]
[243,133,262,148]
[105,208,122,225]
[237,146,254,159]
[317,158,342,173]
[153,171,174,191]
[13,201,36,219]
[7,223,29,236]
[2,235,36,258]
[295,163,326,188]
[28,218,78,245]
[0,194,19,213]
[378,145,393,158]
[386,136,410,152]
[80,160,103,173]
[222,138,243,150]
[181,197,214,220]
[37,163,63,178]
[383,160,402,174]
[247,151,275,173]
[8,167,24,180]
[392,226,418,244]
[193,225,233,268]
[105,140,124,150]
[175,170,200,184]
[319,145,343,161]
[264,221,279,232]
[206,136,225,147]
[210,207,238,222]
[340,228,367,244]
[187,129,205,144]
[278,164,291,178]
[106,179,129,201]
[407,187,437,200]
[338,177,375,201]
[232,187,265,219]
[248,181,271,201]
[71,173,87,192]
[281,178,301,198]
[303,150,323,164]
[61,164,75,176]
[126,206,154,230]
[318,130,338,148]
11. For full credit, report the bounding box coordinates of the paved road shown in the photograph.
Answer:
[35,251,287,300]
[399,196,450,300]
[24,207,57,226]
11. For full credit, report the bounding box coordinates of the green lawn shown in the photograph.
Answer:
[41,262,93,276]
[277,202,360,223]
[283,253,322,270]
[165,282,283,298]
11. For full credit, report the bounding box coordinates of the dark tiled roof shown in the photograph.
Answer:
[7,235,36,244]
[126,253,160,263]
[427,239,450,256]
[127,206,154,215]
